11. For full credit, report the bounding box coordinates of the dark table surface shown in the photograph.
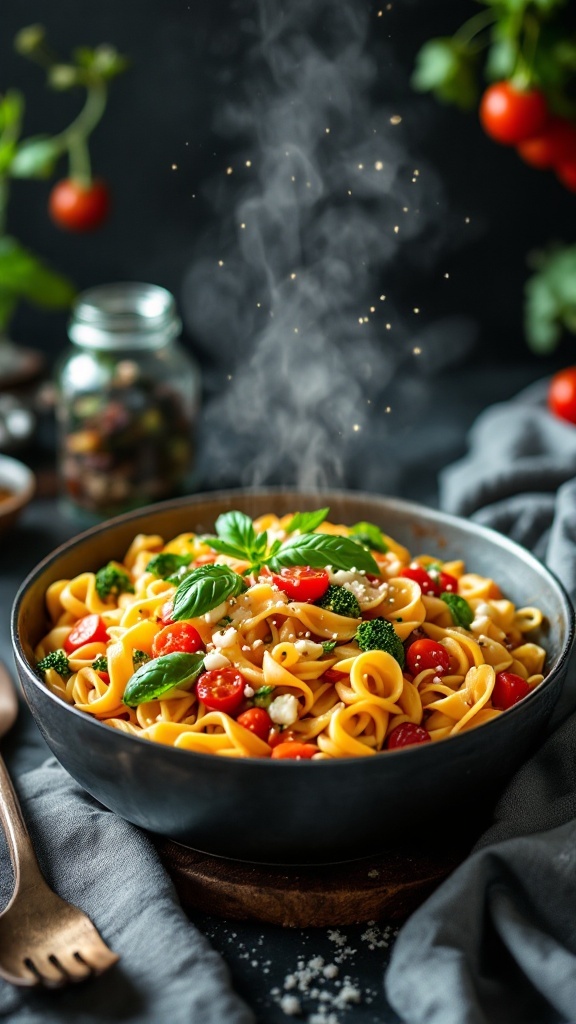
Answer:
[0,359,551,1023]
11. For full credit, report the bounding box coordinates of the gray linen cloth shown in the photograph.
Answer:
[385,379,576,1024]
[0,758,255,1024]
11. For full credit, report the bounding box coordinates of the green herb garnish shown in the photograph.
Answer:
[122,651,205,708]
[440,593,474,629]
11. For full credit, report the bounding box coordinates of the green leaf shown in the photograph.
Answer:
[123,651,205,707]
[412,38,479,110]
[203,537,254,561]
[215,510,258,553]
[0,90,24,134]
[285,508,330,534]
[253,684,275,708]
[0,289,17,332]
[268,533,379,575]
[0,237,75,309]
[172,564,248,620]
[349,521,389,554]
[524,244,576,352]
[440,593,474,629]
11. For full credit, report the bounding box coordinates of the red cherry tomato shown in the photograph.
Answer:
[270,566,330,602]
[237,707,273,741]
[268,728,296,748]
[196,667,246,714]
[97,671,110,685]
[64,614,109,653]
[386,723,431,749]
[271,741,318,759]
[439,571,458,593]
[518,117,576,169]
[399,566,440,596]
[323,668,347,684]
[193,554,218,566]
[406,638,451,677]
[479,82,548,146]
[152,622,204,659]
[49,178,111,232]
[548,367,576,424]
[492,671,531,710]
[556,158,576,192]
[158,599,175,625]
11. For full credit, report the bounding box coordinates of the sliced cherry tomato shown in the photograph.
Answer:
[49,178,111,232]
[556,158,576,192]
[270,566,330,602]
[271,741,318,759]
[386,723,431,749]
[399,566,440,596]
[64,614,109,653]
[492,671,531,710]
[194,554,218,566]
[196,667,246,714]
[237,707,273,741]
[479,82,548,146]
[158,599,175,625]
[439,572,458,593]
[323,668,347,683]
[406,638,451,677]
[548,367,576,424]
[268,728,296,748]
[152,622,204,659]
[518,117,576,169]
[97,671,110,685]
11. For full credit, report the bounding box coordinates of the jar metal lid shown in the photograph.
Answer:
[68,282,182,350]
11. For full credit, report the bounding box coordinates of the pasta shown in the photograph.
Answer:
[35,508,547,760]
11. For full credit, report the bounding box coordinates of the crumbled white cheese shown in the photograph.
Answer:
[279,994,302,1016]
[203,651,230,671]
[294,639,324,659]
[243,684,255,698]
[328,568,386,608]
[212,626,238,649]
[268,693,299,726]
[204,601,229,624]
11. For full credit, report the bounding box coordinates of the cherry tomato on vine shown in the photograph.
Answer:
[196,666,246,714]
[64,613,109,653]
[386,723,431,749]
[271,741,318,759]
[237,707,273,741]
[548,367,576,424]
[518,118,576,170]
[479,82,548,146]
[556,158,576,193]
[49,178,111,232]
[406,638,451,677]
[270,566,330,602]
[151,622,204,659]
[399,566,440,596]
[492,671,531,710]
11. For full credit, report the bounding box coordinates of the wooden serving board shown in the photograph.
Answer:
[155,838,470,927]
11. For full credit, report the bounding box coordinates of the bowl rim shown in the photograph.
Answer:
[11,486,576,769]
[0,454,36,517]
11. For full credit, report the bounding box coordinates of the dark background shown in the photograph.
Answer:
[1,0,574,376]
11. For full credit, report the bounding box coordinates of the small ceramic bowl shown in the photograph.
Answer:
[0,454,35,537]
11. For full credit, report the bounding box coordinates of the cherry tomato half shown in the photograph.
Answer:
[556,159,576,193]
[479,82,548,146]
[271,741,318,759]
[548,367,576,424]
[268,728,296,748]
[386,723,431,749]
[492,671,531,711]
[406,638,451,677]
[270,566,330,602]
[196,667,246,714]
[237,707,273,741]
[518,117,576,169]
[49,178,111,232]
[152,622,204,659]
[399,566,440,596]
[64,614,109,653]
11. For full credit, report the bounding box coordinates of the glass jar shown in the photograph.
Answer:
[56,282,201,520]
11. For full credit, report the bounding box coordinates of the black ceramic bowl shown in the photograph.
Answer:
[11,489,575,864]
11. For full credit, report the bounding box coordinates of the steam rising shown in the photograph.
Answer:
[183,0,471,492]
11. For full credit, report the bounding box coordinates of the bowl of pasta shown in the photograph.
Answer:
[11,489,574,864]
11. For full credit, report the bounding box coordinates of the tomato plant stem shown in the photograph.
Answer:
[453,8,497,49]
[53,80,107,185]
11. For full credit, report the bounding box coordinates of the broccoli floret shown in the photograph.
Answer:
[318,584,361,618]
[440,593,473,629]
[92,655,108,672]
[355,617,405,668]
[37,649,71,677]
[146,553,191,579]
[95,562,134,600]
[132,649,150,667]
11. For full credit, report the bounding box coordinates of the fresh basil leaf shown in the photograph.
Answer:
[173,564,248,620]
[215,510,257,553]
[268,533,379,575]
[123,651,205,708]
[285,508,330,534]
[10,136,61,179]
[202,537,254,560]
[253,684,275,708]
[322,640,337,653]
[440,593,474,630]
[349,521,389,554]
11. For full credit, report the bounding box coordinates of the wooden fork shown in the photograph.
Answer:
[0,660,119,987]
